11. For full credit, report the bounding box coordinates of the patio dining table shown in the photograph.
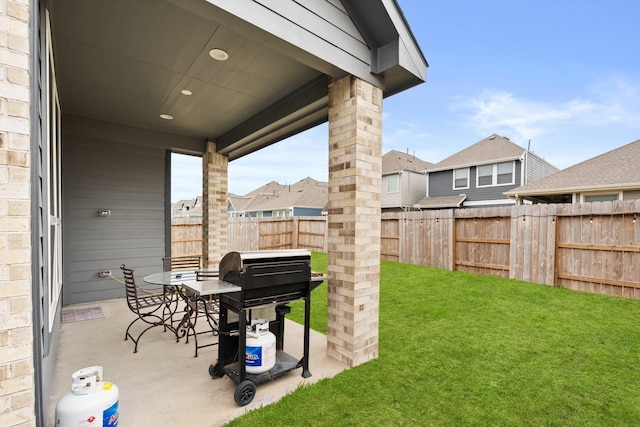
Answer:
[143,270,241,356]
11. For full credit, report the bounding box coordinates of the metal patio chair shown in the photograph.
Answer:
[162,255,201,272]
[178,269,221,357]
[121,264,176,353]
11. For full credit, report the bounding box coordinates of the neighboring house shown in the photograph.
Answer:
[415,134,559,209]
[229,177,327,217]
[172,197,203,218]
[505,138,640,204]
[381,150,434,212]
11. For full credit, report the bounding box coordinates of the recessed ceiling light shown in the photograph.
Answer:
[160,114,173,120]
[181,89,192,96]
[209,48,229,61]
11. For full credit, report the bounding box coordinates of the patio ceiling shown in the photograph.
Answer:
[49,0,426,160]
[49,0,340,160]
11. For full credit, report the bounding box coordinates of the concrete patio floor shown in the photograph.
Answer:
[47,298,346,426]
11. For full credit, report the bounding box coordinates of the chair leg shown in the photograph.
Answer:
[124,313,165,353]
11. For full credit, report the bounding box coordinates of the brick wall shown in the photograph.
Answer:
[203,142,229,268]
[0,0,36,425]
[326,75,383,367]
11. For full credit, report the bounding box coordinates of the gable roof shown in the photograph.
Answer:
[382,150,434,174]
[429,134,526,172]
[505,138,640,198]
[230,177,327,213]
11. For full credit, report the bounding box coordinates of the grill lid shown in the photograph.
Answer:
[218,249,311,281]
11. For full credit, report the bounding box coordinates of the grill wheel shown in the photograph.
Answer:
[234,380,256,406]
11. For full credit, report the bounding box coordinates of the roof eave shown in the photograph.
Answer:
[429,155,523,173]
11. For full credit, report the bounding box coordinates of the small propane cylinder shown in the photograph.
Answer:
[245,319,276,374]
[55,366,119,427]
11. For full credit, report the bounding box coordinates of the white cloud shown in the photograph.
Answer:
[451,76,640,143]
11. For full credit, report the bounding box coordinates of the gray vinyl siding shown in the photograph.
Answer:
[403,171,427,207]
[382,174,402,208]
[428,162,523,204]
[62,115,203,304]
[382,171,427,210]
[524,151,560,184]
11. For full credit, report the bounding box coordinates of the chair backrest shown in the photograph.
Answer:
[196,270,218,280]
[120,264,140,312]
[162,255,201,272]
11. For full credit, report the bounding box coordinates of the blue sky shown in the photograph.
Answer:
[172,0,640,201]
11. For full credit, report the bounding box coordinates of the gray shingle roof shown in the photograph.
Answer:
[505,138,640,196]
[382,150,433,174]
[231,177,327,213]
[429,134,525,171]
[414,194,467,209]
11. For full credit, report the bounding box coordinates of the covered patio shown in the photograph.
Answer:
[47,298,346,426]
[0,0,427,425]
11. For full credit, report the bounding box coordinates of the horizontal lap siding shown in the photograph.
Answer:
[64,135,165,303]
[63,116,203,304]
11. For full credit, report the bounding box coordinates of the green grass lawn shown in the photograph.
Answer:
[228,253,640,426]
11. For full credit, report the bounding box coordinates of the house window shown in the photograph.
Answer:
[454,168,469,189]
[477,165,493,186]
[386,175,399,193]
[46,10,62,332]
[476,162,514,187]
[497,162,514,184]
[583,193,619,203]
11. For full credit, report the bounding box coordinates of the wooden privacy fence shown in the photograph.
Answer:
[172,200,640,299]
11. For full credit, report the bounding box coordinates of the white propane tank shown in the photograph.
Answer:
[245,319,276,374]
[55,366,119,427]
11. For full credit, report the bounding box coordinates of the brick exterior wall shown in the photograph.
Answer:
[202,142,229,268]
[327,75,382,367]
[0,0,36,425]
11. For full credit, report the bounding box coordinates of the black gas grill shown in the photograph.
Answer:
[209,249,324,406]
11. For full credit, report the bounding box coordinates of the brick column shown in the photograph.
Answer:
[202,142,228,268]
[0,0,36,425]
[327,75,382,367]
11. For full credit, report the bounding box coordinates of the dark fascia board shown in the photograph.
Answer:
[341,0,428,94]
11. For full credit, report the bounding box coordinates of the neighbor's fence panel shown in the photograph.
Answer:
[386,210,453,269]
[228,217,259,251]
[258,218,294,250]
[453,206,512,277]
[509,203,557,286]
[171,218,203,257]
[381,216,400,261]
[553,200,640,299]
[173,200,640,300]
[296,217,328,252]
